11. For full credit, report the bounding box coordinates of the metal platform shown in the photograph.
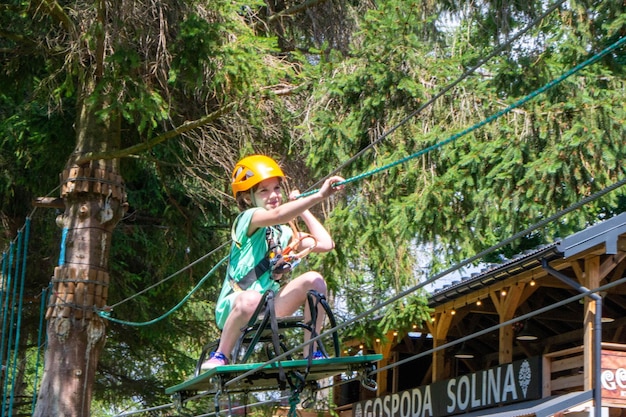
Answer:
[166,354,382,395]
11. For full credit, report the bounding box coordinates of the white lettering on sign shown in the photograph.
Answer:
[355,386,433,417]
[354,358,538,417]
[601,368,626,390]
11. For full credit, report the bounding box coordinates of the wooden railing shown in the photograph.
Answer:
[542,346,585,396]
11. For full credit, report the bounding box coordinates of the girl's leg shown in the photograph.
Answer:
[203,290,263,368]
[275,271,327,357]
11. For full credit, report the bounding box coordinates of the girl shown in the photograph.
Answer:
[202,155,344,369]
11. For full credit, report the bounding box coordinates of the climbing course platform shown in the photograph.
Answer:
[166,354,382,396]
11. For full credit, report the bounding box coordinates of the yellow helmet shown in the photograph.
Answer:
[231,155,285,197]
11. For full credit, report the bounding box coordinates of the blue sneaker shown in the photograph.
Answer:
[308,350,326,360]
[201,351,229,370]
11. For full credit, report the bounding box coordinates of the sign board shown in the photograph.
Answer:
[601,349,626,408]
[353,357,542,417]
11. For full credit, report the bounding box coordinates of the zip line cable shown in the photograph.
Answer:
[375,276,626,376]
[306,0,568,193]
[98,254,229,326]
[106,241,230,310]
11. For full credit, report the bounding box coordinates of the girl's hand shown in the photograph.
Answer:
[289,190,301,201]
[319,176,345,199]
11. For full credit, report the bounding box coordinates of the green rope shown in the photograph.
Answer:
[9,218,29,415]
[98,255,229,326]
[299,35,626,198]
[0,249,9,371]
[0,248,10,417]
[0,219,41,415]
[288,390,300,417]
[108,241,229,310]
[1,238,18,417]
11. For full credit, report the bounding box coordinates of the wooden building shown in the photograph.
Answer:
[338,212,626,417]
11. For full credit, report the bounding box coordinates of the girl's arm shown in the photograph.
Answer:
[296,209,334,253]
[250,176,344,232]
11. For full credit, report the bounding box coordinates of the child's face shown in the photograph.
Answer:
[251,177,283,209]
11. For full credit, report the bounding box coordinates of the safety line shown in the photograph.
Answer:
[1,227,23,417]
[107,241,229,309]
[306,0,568,192]
[99,255,228,326]
[8,218,30,415]
[300,34,626,197]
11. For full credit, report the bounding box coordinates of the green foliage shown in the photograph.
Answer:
[2,0,626,413]
[304,0,626,341]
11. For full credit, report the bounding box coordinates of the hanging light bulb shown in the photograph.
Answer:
[516,321,538,341]
[454,342,474,359]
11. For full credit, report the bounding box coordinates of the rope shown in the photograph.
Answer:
[306,0,568,192]
[1,238,18,417]
[0,249,10,417]
[8,218,29,415]
[107,241,229,309]
[102,32,625,417]
[1,221,29,417]
[88,14,624,417]
[288,390,300,417]
[300,34,626,198]
[98,255,228,326]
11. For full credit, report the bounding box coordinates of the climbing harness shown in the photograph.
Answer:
[270,225,318,279]
[229,218,317,292]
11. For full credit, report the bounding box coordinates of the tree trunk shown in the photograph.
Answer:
[33,77,126,416]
